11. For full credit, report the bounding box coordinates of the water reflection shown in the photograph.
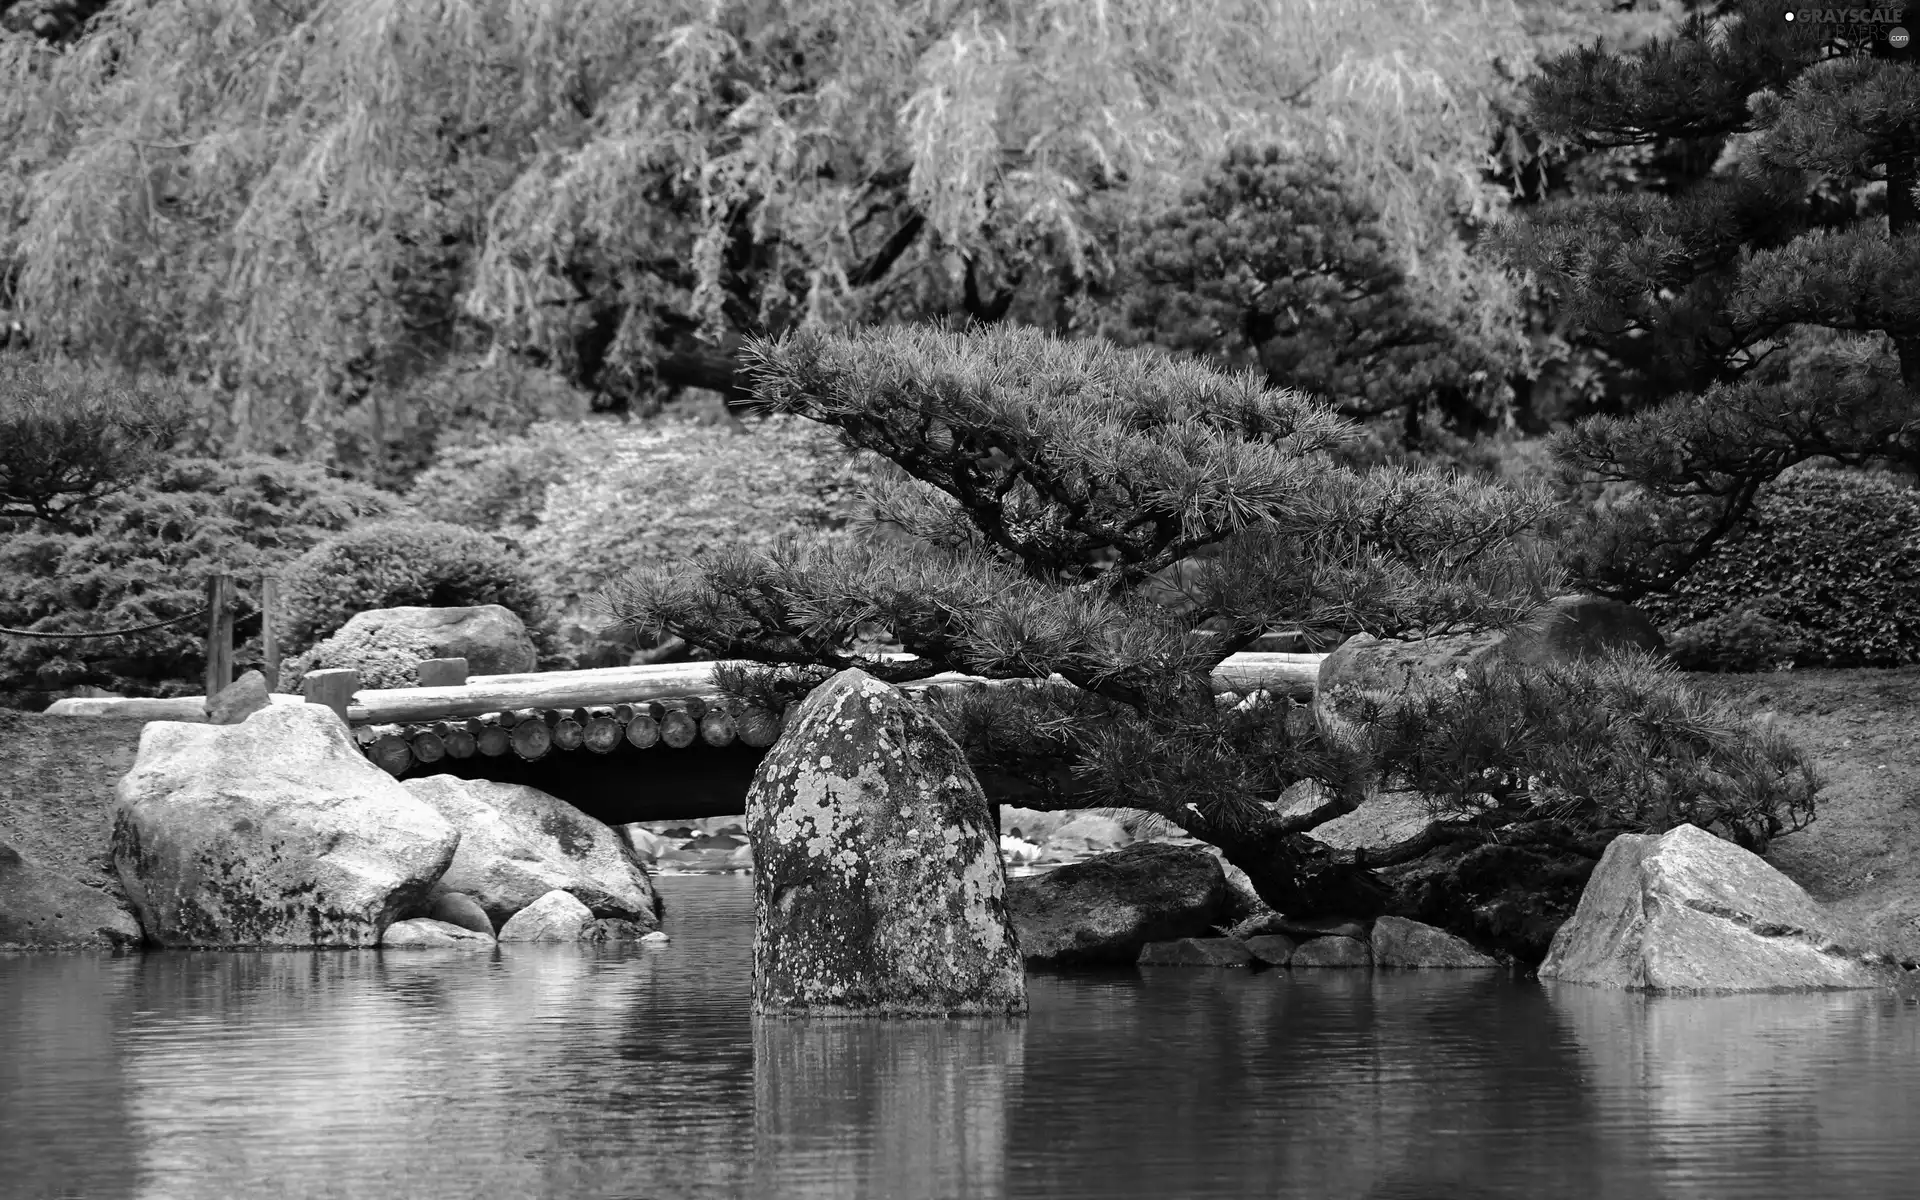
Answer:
[1547,984,1920,1199]
[5,878,1920,1200]
[753,1016,1024,1200]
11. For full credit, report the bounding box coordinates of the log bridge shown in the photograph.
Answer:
[53,653,1326,827]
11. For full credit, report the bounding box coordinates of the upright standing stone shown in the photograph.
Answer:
[747,669,1026,1017]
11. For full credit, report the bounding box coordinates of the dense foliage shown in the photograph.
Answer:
[0,0,1547,465]
[275,518,561,663]
[600,324,1567,913]
[1494,0,1920,598]
[1639,467,1920,669]
[0,455,396,707]
[1363,649,1821,852]
[1107,144,1523,455]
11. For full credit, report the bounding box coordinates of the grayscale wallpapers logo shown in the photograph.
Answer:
[1784,7,1911,49]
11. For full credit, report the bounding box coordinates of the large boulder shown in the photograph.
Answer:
[0,841,141,950]
[1539,823,1892,992]
[111,706,460,948]
[1306,791,1468,865]
[330,605,536,677]
[402,777,659,930]
[746,668,1025,1016]
[0,710,147,948]
[1006,843,1229,966]
[1315,593,1666,772]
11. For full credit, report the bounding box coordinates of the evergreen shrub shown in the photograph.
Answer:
[276,518,562,663]
[0,455,397,707]
[1636,468,1920,669]
[1362,648,1820,854]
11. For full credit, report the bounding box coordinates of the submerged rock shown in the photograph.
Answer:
[747,669,1025,1017]
[381,917,493,947]
[1540,824,1891,993]
[497,889,597,942]
[1138,937,1255,967]
[1371,915,1500,969]
[403,777,658,931]
[1006,843,1228,966]
[111,706,459,948]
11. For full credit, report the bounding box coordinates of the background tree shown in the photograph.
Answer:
[1493,0,1920,598]
[0,0,1542,473]
[1106,144,1522,461]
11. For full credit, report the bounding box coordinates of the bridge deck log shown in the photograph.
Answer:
[337,653,1325,726]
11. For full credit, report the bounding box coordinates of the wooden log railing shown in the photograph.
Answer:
[43,651,1329,779]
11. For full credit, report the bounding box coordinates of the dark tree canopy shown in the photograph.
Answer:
[1109,144,1521,450]
[1494,0,1920,598]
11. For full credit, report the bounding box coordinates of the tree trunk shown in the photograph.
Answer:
[1889,146,1920,388]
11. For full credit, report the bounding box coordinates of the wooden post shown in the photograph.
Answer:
[302,668,360,727]
[260,576,280,692]
[203,573,234,699]
[416,657,469,688]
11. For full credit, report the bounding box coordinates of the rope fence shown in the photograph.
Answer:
[0,572,276,697]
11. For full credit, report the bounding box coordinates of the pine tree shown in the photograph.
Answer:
[597,323,1819,934]
[598,322,1570,914]
[1494,0,1920,598]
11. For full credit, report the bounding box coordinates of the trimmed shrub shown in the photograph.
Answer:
[405,424,578,534]
[1636,467,1920,668]
[1665,603,1805,673]
[276,518,563,663]
[278,620,441,693]
[0,455,398,708]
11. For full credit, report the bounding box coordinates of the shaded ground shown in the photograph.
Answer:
[1685,668,1920,962]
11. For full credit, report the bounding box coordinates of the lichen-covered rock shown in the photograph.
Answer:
[111,706,460,948]
[427,891,494,935]
[1290,935,1373,967]
[402,777,658,930]
[204,671,272,725]
[497,888,596,942]
[1371,915,1500,968]
[1540,824,1891,993]
[1007,843,1228,966]
[329,605,537,677]
[746,669,1025,1017]
[381,917,493,947]
[1137,937,1255,967]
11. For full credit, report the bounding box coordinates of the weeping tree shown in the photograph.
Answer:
[0,0,1540,462]
[597,323,1568,915]
[1493,0,1920,599]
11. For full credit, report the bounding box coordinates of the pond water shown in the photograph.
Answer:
[6,875,1920,1200]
